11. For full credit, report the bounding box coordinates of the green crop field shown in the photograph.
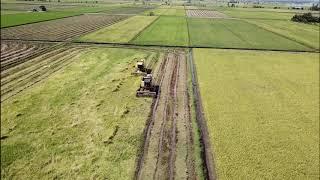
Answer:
[78,16,157,43]
[142,8,168,16]
[194,48,319,179]
[1,47,159,179]
[132,16,189,46]
[246,19,320,50]
[188,18,311,51]
[163,8,185,16]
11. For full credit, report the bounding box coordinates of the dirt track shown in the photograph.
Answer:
[135,50,195,180]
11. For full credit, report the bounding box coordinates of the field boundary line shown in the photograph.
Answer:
[129,15,161,43]
[185,15,191,47]
[188,48,217,180]
[243,19,318,50]
[2,38,319,53]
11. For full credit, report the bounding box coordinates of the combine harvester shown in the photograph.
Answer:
[136,74,159,98]
[132,59,152,76]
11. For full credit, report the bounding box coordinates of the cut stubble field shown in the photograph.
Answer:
[194,48,319,179]
[1,47,161,179]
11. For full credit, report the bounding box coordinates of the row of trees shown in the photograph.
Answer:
[291,13,320,23]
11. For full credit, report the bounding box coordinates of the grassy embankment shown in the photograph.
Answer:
[1,47,160,179]
[194,48,319,179]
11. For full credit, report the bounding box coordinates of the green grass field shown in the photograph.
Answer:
[78,16,157,43]
[188,18,311,50]
[246,19,320,50]
[194,48,319,179]
[132,16,189,46]
[1,47,159,179]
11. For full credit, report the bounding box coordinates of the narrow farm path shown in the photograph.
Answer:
[135,51,195,180]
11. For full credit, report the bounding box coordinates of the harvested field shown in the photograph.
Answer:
[0,40,55,71]
[1,45,86,101]
[1,14,128,41]
[1,47,161,179]
[136,51,196,179]
[186,9,228,18]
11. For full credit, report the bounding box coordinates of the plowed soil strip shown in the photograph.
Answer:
[135,51,195,180]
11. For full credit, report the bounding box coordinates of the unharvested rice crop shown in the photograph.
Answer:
[194,48,319,179]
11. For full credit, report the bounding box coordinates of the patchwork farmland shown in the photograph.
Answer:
[1,2,319,180]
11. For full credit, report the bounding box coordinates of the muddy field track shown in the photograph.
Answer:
[186,9,229,18]
[0,40,60,71]
[135,50,196,180]
[1,14,129,41]
[1,45,91,102]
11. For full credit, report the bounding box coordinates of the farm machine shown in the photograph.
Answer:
[132,59,152,76]
[136,74,159,98]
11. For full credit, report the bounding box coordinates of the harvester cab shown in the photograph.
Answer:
[136,74,159,98]
[136,59,145,72]
[132,59,152,75]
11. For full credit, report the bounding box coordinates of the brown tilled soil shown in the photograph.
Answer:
[1,14,128,41]
[186,9,228,18]
[135,50,195,180]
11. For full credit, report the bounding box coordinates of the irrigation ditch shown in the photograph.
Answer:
[188,48,217,180]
